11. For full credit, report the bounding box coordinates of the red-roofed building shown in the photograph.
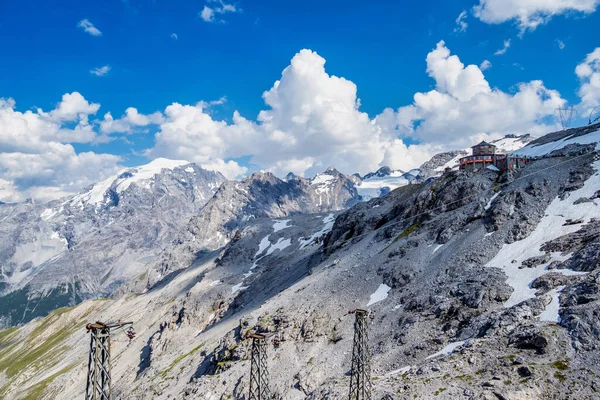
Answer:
[459,141,530,171]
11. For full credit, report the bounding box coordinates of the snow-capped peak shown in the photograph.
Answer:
[356,166,413,201]
[71,158,191,207]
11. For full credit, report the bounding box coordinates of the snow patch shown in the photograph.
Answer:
[40,208,58,221]
[540,286,566,323]
[300,213,335,249]
[432,244,443,254]
[272,219,291,233]
[366,283,391,307]
[231,282,248,294]
[386,366,412,376]
[485,192,500,210]
[255,236,271,258]
[425,339,470,360]
[265,238,292,256]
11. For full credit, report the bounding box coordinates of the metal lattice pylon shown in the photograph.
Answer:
[555,106,577,130]
[85,321,134,400]
[248,333,270,400]
[349,309,372,400]
[86,322,112,400]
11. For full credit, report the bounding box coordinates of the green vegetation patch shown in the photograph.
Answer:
[554,371,567,382]
[20,363,76,400]
[455,374,473,382]
[0,304,84,399]
[0,327,18,345]
[552,360,570,371]
[392,222,421,244]
[159,343,204,379]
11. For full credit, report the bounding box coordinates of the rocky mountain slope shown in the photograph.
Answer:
[1,124,600,399]
[145,167,360,286]
[0,159,226,328]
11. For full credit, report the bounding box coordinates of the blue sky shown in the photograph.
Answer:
[0,0,599,201]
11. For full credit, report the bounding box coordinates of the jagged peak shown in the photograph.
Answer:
[69,159,220,207]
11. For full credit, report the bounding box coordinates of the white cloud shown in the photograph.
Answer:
[473,0,600,33]
[480,60,492,70]
[197,96,227,109]
[145,43,569,178]
[200,1,239,23]
[146,49,397,177]
[2,43,577,201]
[171,33,178,40]
[77,19,102,36]
[556,39,566,49]
[0,94,121,202]
[377,41,565,150]
[576,47,600,113]
[200,6,215,22]
[100,107,164,134]
[47,92,101,123]
[454,10,468,33]
[90,65,111,77]
[494,39,511,55]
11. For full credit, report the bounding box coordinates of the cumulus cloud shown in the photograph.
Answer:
[0,94,122,202]
[145,43,570,178]
[100,108,164,134]
[495,39,511,55]
[576,47,600,113]
[480,60,492,70]
[556,39,566,49]
[454,10,468,33]
[146,49,396,177]
[473,0,600,33]
[77,19,102,36]
[377,41,565,150]
[3,43,578,201]
[90,65,111,77]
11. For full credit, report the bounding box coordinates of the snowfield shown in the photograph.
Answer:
[513,127,600,158]
[486,160,600,309]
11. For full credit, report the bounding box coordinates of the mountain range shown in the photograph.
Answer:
[5,127,599,399]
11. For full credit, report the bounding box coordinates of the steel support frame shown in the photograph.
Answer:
[249,334,270,400]
[349,310,371,400]
[86,325,112,400]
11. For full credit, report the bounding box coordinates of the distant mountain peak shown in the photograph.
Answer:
[70,159,217,208]
[362,166,406,180]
